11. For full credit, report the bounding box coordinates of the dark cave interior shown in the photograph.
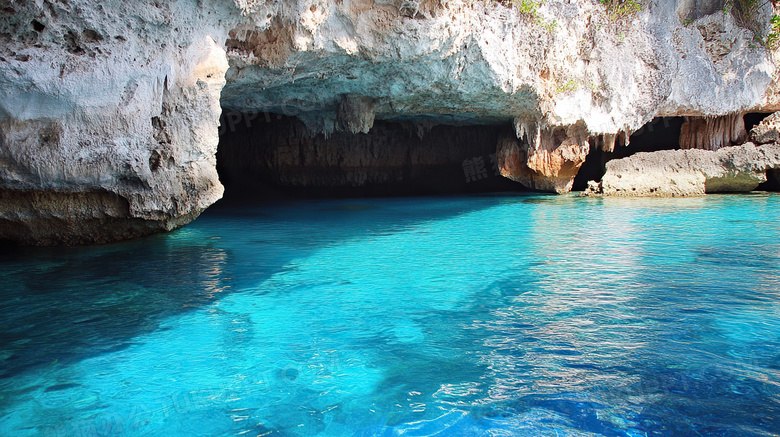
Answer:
[216,112,777,199]
[216,112,526,200]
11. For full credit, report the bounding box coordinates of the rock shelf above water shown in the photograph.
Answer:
[584,142,780,197]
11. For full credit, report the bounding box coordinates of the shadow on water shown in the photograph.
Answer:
[0,193,529,381]
[0,234,231,380]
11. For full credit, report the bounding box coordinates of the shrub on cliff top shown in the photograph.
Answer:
[501,0,558,31]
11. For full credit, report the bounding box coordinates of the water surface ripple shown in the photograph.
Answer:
[1,193,779,436]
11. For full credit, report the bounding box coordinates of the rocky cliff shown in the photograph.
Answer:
[1,0,779,244]
[0,0,232,244]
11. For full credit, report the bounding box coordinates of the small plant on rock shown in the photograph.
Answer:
[599,0,644,21]
[501,0,558,32]
[766,13,780,48]
[516,0,541,15]
[554,79,580,95]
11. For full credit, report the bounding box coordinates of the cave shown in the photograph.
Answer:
[757,168,780,191]
[573,113,778,192]
[216,112,528,200]
[744,112,773,131]
[573,117,685,191]
[218,111,780,198]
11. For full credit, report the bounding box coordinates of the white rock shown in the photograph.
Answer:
[585,142,780,197]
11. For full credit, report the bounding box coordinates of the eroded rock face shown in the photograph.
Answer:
[0,0,233,244]
[0,190,201,246]
[584,143,780,197]
[497,122,590,193]
[337,95,377,135]
[751,112,780,144]
[218,0,778,194]
[679,114,747,151]
[222,1,777,129]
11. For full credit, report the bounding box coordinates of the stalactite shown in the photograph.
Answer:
[598,129,631,152]
[679,113,746,151]
[619,130,631,148]
[602,133,617,153]
[337,94,376,134]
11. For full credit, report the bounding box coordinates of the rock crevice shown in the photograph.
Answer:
[585,111,780,196]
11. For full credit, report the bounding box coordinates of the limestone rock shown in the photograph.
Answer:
[0,0,232,244]
[0,190,201,246]
[337,95,376,135]
[750,112,780,144]
[219,0,776,193]
[222,2,778,136]
[498,122,590,193]
[584,143,780,197]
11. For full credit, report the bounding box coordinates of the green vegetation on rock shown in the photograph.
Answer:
[725,0,780,49]
[599,0,644,21]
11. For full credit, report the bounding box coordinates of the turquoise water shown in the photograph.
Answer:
[1,193,779,436]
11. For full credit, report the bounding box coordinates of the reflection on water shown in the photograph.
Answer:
[1,193,779,436]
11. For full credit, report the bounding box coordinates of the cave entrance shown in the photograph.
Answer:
[744,112,773,132]
[573,113,777,192]
[573,117,685,191]
[757,168,780,191]
[216,112,528,200]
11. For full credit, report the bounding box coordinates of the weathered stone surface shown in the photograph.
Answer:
[337,95,376,135]
[750,112,780,144]
[584,143,780,197]
[498,122,590,193]
[222,1,777,132]
[0,190,200,246]
[219,0,779,196]
[0,0,231,244]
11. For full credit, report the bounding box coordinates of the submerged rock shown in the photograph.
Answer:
[584,143,780,197]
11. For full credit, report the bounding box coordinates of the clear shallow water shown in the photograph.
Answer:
[1,193,779,437]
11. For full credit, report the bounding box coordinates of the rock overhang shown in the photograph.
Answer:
[219,0,778,132]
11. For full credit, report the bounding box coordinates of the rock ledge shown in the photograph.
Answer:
[584,143,780,197]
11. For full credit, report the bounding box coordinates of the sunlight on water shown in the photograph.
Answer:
[1,193,779,436]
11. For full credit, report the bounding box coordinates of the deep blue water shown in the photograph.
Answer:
[1,193,779,436]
